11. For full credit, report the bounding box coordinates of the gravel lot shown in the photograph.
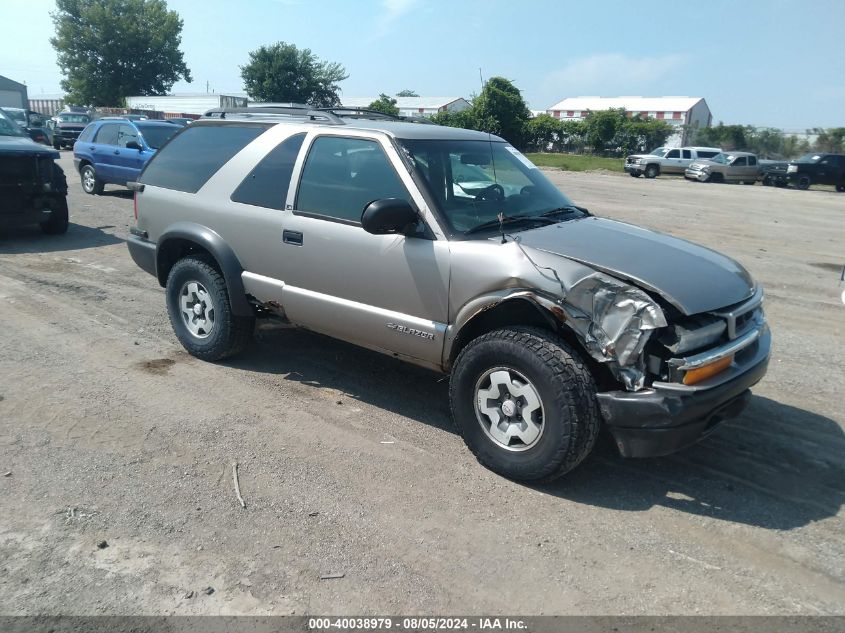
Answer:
[1,154,843,615]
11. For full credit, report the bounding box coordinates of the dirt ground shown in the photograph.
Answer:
[1,155,843,616]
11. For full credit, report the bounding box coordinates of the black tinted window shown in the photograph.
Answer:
[296,136,409,223]
[698,150,719,158]
[682,149,691,159]
[78,124,96,143]
[140,123,268,193]
[732,156,747,166]
[231,133,305,210]
[666,149,680,158]
[118,124,139,148]
[95,124,119,145]
[748,156,757,166]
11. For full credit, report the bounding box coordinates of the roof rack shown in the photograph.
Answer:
[202,105,436,126]
[203,106,344,124]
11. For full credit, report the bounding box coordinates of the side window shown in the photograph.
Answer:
[296,136,411,224]
[698,150,719,158]
[77,124,95,143]
[231,133,305,210]
[118,124,139,148]
[732,156,747,166]
[140,123,268,193]
[666,149,680,158]
[748,156,757,166]
[95,124,119,145]
[682,149,692,159]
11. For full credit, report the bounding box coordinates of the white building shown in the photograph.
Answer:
[341,96,470,118]
[546,96,712,146]
[126,93,247,115]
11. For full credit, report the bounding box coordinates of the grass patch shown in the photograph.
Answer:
[525,153,624,172]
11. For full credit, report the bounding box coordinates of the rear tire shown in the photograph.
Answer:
[836,183,845,193]
[39,196,69,234]
[80,164,104,195]
[166,255,254,361]
[449,327,600,482]
[796,175,811,190]
[762,174,773,186]
[644,164,659,178]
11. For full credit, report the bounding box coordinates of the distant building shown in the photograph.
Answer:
[29,94,66,116]
[341,96,470,118]
[126,93,248,115]
[546,96,712,146]
[0,75,28,109]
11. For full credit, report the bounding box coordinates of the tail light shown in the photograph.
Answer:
[133,192,138,220]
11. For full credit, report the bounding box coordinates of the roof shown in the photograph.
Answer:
[548,96,706,113]
[341,96,468,110]
[196,115,503,142]
[0,75,27,90]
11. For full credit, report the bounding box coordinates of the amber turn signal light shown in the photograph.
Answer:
[683,355,733,385]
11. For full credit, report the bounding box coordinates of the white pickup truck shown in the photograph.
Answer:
[625,146,722,178]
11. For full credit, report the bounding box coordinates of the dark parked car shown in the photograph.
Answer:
[165,117,194,126]
[759,160,789,187]
[786,153,845,191]
[48,111,92,150]
[0,107,51,145]
[73,118,179,194]
[0,108,69,234]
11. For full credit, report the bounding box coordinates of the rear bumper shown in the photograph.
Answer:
[127,233,157,277]
[0,207,55,228]
[597,326,771,458]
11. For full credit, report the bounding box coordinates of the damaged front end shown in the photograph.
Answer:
[550,273,667,391]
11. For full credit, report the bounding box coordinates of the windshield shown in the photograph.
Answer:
[649,147,668,157]
[795,153,822,163]
[58,113,90,124]
[137,124,178,149]
[0,109,26,137]
[3,108,26,125]
[400,139,581,236]
[710,153,731,164]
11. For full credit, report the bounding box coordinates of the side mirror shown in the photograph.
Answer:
[361,198,418,235]
[126,141,142,151]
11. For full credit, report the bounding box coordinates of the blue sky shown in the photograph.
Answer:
[4,0,844,130]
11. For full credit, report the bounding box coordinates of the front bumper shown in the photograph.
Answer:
[684,168,709,181]
[624,163,645,174]
[597,325,771,458]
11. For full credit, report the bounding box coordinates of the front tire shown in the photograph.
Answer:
[796,175,811,190]
[165,255,255,361]
[629,172,641,178]
[80,164,104,195]
[644,164,659,178]
[836,183,845,193]
[39,196,69,234]
[449,328,601,482]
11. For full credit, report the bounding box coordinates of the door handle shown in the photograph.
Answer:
[283,230,303,246]
[113,150,120,155]
[89,146,95,151]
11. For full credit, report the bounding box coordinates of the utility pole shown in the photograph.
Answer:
[206,81,210,94]
[479,68,484,92]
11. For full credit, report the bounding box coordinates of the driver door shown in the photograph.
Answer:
[274,133,451,366]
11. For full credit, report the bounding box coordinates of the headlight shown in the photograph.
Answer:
[635,158,643,164]
[787,165,797,173]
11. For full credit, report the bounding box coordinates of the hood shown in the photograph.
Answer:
[518,217,755,315]
[57,121,87,129]
[0,135,60,157]
[626,153,655,160]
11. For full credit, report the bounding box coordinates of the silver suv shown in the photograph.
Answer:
[625,146,722,178]
[127,107,771,482]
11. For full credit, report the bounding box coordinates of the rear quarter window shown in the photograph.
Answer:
[231,132,306,210]
[140,123,269,193]
[77,124,96,143]
[697,150,719,159]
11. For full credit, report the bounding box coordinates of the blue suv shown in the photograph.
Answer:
[73,118,179,194]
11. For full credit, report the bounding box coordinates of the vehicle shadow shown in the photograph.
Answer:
[97,190,134,199]
[225,326,454,435]
[229,328,844,531]
[538,395,845,531]
[0,222,124,254]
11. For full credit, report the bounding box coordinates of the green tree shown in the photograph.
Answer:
[368,93,399,116]
[240,42,348,107]
[525,114,562,152]
[583,109,623,153]
[812,127,845,153]
[50,0,191,106]
[396,89,419,97]
[473,77,531,148]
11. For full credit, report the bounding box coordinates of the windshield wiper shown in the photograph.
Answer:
[464,213,559,236]
[540,205,590,217]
